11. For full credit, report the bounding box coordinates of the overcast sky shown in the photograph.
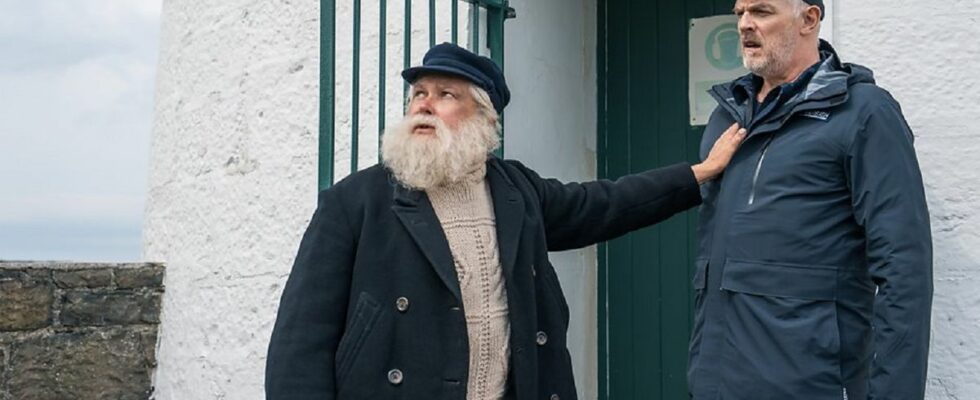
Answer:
[0,0,161,262]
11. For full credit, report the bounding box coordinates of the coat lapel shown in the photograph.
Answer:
[390,180,463,301]
[487,159,524,278]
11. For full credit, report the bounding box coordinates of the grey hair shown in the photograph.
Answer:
[788,0,822,32]
[468,85,502,134]
[789,0,807,16]
[790,0,821,20]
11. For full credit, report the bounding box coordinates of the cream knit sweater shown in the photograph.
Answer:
[427,170,510,400]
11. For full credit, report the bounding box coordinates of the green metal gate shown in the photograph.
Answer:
[319,0,515,190]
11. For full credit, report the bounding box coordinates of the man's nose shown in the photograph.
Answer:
[738,14,754,32]
[410,97,434,116]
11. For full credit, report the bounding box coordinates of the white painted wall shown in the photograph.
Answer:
[504,0,598,398]
[143,0,321,398]
[834,2,980,399]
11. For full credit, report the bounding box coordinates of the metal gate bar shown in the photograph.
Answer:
[320,0,514,190]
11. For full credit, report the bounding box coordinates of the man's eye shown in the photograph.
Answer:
[413,91,426,98]
[442,91,456,98]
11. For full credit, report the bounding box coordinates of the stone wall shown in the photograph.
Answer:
[0,262,163,400]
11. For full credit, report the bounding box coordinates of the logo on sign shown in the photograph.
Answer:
[705,23,742,71]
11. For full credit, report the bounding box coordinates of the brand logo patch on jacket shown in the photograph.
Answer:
[801,110,831,121]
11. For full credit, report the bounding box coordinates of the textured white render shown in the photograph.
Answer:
[835,1,980,398]
[143,0,322,398]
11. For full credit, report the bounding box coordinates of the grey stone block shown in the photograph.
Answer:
[52,268,113,288]
[0,273,53,332]
[115,265,165,289]
[0,268,49,284]
[60,290,162,327]
[5,328,153,399]
[138,328,159,367]
[0,345,7,394]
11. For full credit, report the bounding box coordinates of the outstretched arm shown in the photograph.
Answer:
[518,124,744,251]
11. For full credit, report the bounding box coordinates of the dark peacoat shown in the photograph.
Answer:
[265,157,701,400]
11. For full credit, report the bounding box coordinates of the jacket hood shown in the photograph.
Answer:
[710,40,876,129]
[818,39,875,87]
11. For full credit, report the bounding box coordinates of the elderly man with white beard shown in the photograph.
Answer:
[265,42,746,400]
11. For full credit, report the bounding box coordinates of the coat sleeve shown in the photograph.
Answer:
[512,161,702,251]
[265,187,356,400]
[845,99,933,400]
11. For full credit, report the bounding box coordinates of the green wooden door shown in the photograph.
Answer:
[597,0,735,398]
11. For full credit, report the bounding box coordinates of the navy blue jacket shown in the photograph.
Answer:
[266,157,701,399]
[689,41,933,400]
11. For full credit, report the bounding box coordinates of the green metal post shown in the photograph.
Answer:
[351,0,362,173]
[319,0,336,190]
[486,1,509,157]
[379,0,387,160]
[452,0,459,44]
[469,3,479,53]
[404,0,412,100]
[429,0,436,48]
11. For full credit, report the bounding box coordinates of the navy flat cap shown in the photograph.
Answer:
[802,0,825,20]
[402,42,510,114]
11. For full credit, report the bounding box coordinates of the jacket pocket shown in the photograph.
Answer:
[335,291,382,387]
[719,259,843,398]
[721,259,838,300]
[539,261,570,329]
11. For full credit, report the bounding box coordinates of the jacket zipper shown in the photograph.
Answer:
[747,135,776,205]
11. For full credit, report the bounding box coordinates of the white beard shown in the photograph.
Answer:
[380,113,500,190]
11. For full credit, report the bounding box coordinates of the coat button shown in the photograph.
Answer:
[550,394,560,400]
[395,297,410,312]
[531,264,537,277]
[387,369,404,385]
[536,331,548,346]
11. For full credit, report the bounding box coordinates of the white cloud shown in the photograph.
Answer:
[0,0,161,262]
[0,0,162,72]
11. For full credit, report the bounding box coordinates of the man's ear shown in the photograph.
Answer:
[801,5,821,35]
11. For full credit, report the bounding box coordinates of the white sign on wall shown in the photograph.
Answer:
[688,15,749,126]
